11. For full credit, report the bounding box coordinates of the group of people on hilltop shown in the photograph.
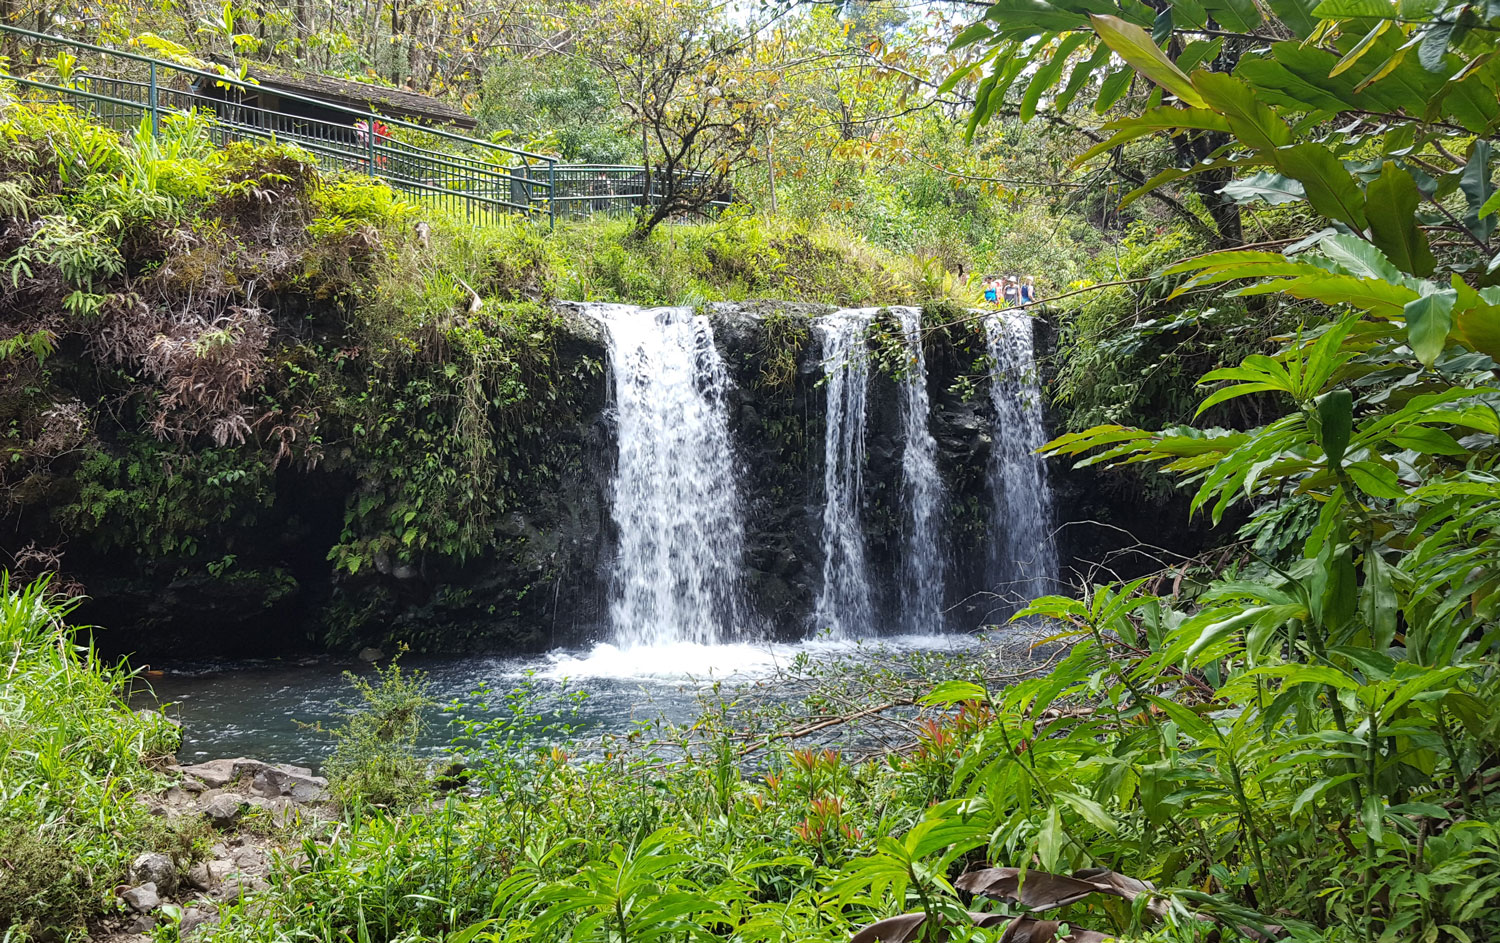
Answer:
[983,275,1035,307]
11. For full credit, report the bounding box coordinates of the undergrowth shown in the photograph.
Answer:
[0,575,180,938]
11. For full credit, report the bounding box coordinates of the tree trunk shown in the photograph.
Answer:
[766,126,777,216]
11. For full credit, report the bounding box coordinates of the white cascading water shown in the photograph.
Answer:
[812,309,876,638]
[590,304,745,647]
[986,310,1057,600]
[892,306,947,633]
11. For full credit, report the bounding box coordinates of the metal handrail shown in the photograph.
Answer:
[0,23,740,224]
[0,23,553,164]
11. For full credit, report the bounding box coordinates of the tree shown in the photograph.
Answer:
[584,0,773,238]
[922,0,1500,937]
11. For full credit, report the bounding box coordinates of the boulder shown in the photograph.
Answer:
[186,858,239,891]
[129,852,177,896]
[176,758,268,789]
[214,873,268,902]
[120,882,160,913]
[249,765,328,802]
[180,906,218,937]
[357,646,384,663]
[185,861,214,891]
[200,793,247,827]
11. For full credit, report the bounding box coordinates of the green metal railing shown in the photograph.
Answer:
[0,22,558,225]
[0,24,739,225]
[550,165,733,220]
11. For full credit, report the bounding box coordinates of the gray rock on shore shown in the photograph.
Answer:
[119,882,160,913]
[129,852,177,896]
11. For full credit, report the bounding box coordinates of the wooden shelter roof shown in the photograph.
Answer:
[204,61,476,128]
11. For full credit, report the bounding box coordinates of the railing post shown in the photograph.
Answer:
[148,61,160,136]
[366,121,376,177]
[548,159,556,229]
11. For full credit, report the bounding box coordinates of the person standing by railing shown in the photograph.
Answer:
[1002,276,1019,307]
[354,118,392,170]
[1020,276,1036,304]
[983,277,999,306]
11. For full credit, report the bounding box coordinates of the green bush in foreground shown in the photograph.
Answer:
[323,661,435,809]
[0,576,179,938]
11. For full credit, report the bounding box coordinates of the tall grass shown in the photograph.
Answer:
[0,574,179,938]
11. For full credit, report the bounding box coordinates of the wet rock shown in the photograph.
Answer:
[129,852,177,896]
[120,882,160,913]
[358,646,384,663]
[200,793,246,826]
[432,756,469,791]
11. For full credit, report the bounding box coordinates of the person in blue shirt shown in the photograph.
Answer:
[1020,276,1036,304]
[983,278,998,305]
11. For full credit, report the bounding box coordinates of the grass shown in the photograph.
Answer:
[0,575,180,938]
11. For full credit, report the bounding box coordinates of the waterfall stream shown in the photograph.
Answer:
[985,310,1057,601]
[892,307,947,633]
[812,309,876,638]
[590,304,746,647]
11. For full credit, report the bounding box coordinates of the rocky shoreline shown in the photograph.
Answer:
[97,757,334,942]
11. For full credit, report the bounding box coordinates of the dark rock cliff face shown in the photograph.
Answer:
[63,301,1185,659]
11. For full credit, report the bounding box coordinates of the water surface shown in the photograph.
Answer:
[140,634,991,770]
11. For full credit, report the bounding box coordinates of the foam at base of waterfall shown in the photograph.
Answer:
[538,634,977,683]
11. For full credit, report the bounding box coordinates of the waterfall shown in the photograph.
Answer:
[812,309,875,638]
[986,310,1057,602]
[892,307,947,633]
[590,304,746,647]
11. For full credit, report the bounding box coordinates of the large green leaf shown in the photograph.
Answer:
[1276,144,1368,228]
[1318,388,1353,466]
[1266,0,1320,37]
[1191,71,1294,153]
[1365,162,1436,276]
[1311,0,1394,14]
[1459,139,1496,242]
[1346,460,1406,499]
[1021,33,1092,120]
[1201,0,1262,32]
[1403,289,1456,367]
[983,0,1090,30]
[1236,58,1356,113]
[1235,274,1419,317]
[1095,67,1134,113]
[1311,233,1403,283]
[1089,15,1208,107]
[1454,303,1500,361]
[1220,170,1306,205]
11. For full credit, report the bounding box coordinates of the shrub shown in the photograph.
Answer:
[324,660,435,808]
